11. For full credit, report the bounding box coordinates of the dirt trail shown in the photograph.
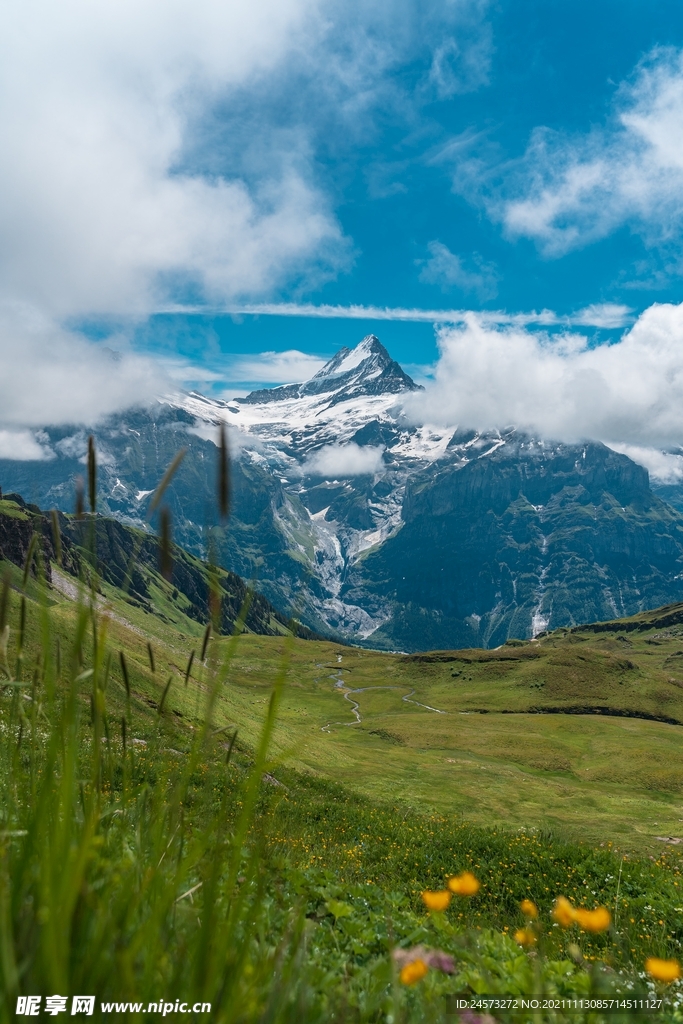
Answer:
[321,684,446,732]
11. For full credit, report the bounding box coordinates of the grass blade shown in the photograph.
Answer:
[159,506,173,581]
[87,435,97,515]
[218,422,230,521]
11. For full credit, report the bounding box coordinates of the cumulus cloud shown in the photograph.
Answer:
[0,0,494,321]
[0,303,164,429]
[404,301,683,450]
[418,241,498,298]
[227,350,326,384]
[500,47,683,258]
[0,0,353,318]
[305,442,384,477]
[0,0,495,431]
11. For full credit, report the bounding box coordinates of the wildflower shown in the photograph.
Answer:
[448,871,480,896]
[645,958,681,983]
[574,907,611,933]
[422,890,451,911]
[400,959,429,985]
[552,896,576,927]
[514,927,537,947]
[520,899,538,919]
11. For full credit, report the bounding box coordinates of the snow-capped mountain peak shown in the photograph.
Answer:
[311,334,414,386]
[237,335,421,407]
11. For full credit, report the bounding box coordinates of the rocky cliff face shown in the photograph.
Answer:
[0,493,63,583]
[343,438,683,650]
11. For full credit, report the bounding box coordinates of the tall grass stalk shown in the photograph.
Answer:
[0,441,308,1023]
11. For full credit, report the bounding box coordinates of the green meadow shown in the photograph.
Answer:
[4,500,683,1020]
[56,584,683,856]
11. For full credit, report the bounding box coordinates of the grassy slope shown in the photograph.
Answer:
[187,616,683,854]
[7,551,683,854]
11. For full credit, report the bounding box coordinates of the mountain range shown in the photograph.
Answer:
[3,334,683,651]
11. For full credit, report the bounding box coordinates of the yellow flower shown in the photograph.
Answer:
[520,899,538,919]
[422,890,451,911]
[400,959,429,985]
[574,907,611,933]
[447,871,480,896]
[552,896,577,928]
[645,958,681,983]
[514,927,537,947]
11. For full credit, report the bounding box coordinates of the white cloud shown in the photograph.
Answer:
[427,27,491,99]
[0,0,353,318]
[404,301,683,448]
[501,47,683,257]
[228,350,326,384]
[607,444,683,485]
[0,429,54,462]
[570,304,634,329]
[0,0,494,321]
[0,303,164,428]
[418,241,497,298]
[305,442,384,477]
[0,0,495,431]
[186,300,633,328]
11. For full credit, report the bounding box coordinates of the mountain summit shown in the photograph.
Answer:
[239,335,421,406]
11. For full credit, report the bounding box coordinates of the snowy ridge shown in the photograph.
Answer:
[173,335,515,641]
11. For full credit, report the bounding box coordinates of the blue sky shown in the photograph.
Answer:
[4,0,683,445]
[128,0,683,390]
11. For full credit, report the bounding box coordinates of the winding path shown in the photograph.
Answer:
[321,683,446,732]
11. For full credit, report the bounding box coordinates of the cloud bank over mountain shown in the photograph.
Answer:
[0,304,163,430]
[405,301,683,455]
[304,443,385,477]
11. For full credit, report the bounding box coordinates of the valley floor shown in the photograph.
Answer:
[211,627,683,855]
[12,550,683,855]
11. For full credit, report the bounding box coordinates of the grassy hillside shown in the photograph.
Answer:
[0,491,321,639]
[5,519,683,1018]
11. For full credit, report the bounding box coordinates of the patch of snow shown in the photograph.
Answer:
[310,506,330,521]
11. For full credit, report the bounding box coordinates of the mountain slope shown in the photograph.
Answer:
[4,334,683,649]
[343,436,683,650]
[0,491,318,640]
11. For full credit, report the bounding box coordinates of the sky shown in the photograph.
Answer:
[4,0,683,463]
